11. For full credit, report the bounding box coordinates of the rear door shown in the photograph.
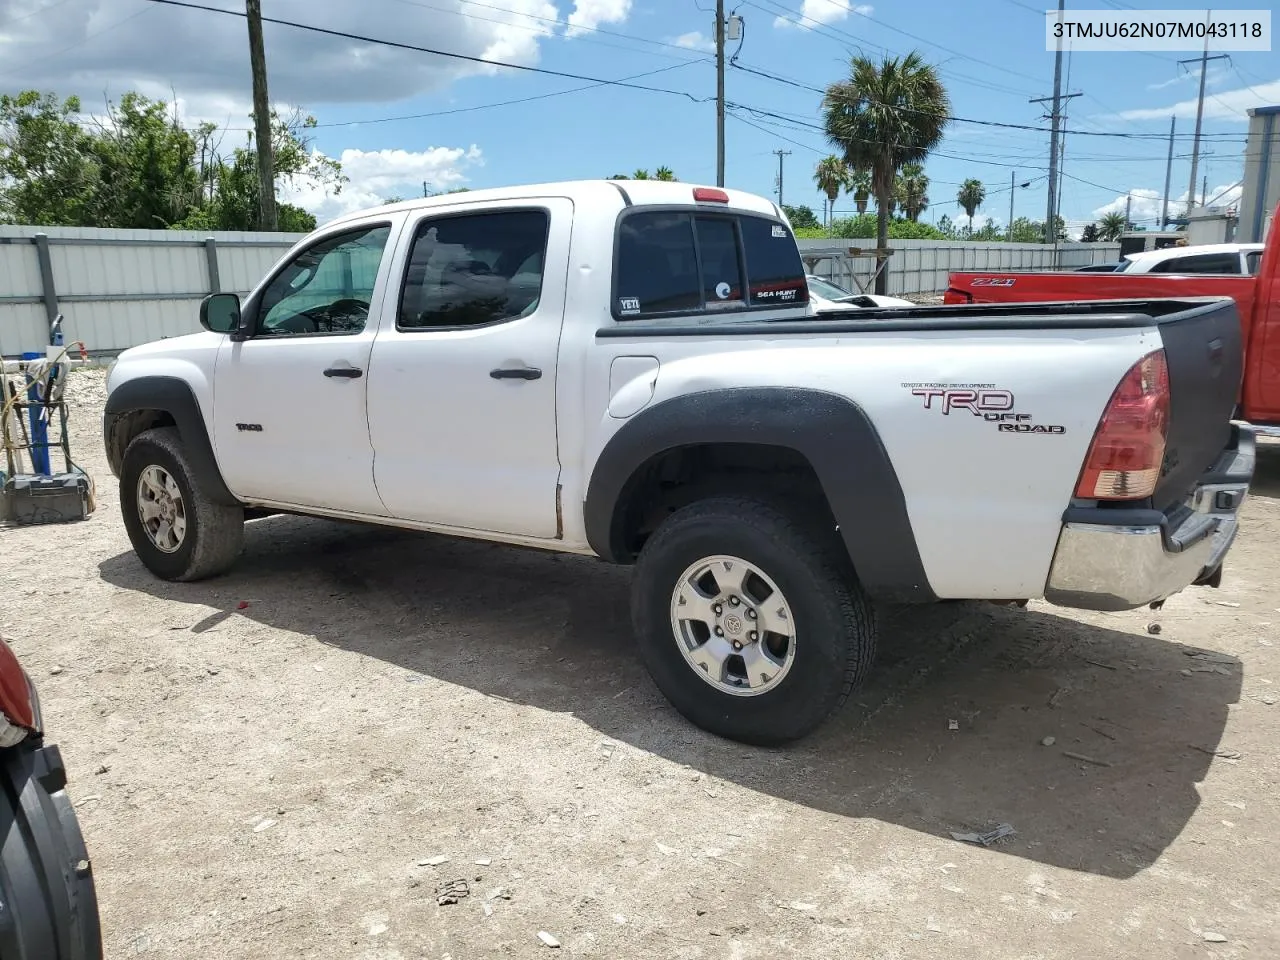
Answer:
[365,198,571,538]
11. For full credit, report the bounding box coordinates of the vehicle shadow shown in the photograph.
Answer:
[99,515,1242,880]
[1248,437,1280,499]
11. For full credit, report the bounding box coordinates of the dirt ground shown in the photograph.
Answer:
[3,368,1278,959]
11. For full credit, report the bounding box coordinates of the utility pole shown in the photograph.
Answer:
[246,0,277,230]
[1202,174,1208,207]
[1008,171,1015,241]
[1160,116,1176,228]
[1124,193,1132,231]
[1032,0,1065,245]
[1179,24,1229,217]
[773,149,791,206]
[715,0,725,187]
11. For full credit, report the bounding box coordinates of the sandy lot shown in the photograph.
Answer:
[2,369,1277,959]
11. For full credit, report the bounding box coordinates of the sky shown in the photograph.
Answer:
[0,0,1276,236]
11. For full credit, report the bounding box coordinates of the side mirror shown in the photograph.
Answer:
[199,293,241,334]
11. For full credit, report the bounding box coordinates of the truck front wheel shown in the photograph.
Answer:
[631,497,876,745]
[120,427,244,582]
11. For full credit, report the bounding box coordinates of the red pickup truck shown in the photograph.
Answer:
[944,204,1280,426]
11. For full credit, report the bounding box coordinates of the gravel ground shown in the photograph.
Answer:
[2,368,1277,959]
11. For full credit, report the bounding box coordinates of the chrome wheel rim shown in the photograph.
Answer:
[669,555,797,697]
[137,465,187,554]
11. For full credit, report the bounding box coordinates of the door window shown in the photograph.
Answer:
[398,210,550,329]
[1149,252,1241,274]
[257,224,391,336]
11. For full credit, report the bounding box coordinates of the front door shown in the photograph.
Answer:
[213,219,399,515]
[366,199,571,538]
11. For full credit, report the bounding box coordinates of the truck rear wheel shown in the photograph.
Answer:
[120,427,244,581]
[631,497,876,745]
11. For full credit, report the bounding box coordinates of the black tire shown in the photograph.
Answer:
[630,497,876,745]
[120,427,244,581]
[0,741,103,960]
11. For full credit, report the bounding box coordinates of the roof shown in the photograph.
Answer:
[1247,105,1280,117]
[323,179,784,230]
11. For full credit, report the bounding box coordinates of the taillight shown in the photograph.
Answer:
[692,187,729,203]
[0,639,38,745]
[1075,350,1170,501]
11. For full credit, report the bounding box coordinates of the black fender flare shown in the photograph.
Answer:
[583,387,937,603]
[103,376,239,506]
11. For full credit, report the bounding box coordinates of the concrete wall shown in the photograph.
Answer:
[0,225,303,356]
[797,237,1122,297]
[1239,105,1280,245]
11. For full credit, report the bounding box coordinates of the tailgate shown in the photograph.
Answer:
[1153,298,1243,510]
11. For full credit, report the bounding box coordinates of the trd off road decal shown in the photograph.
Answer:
[900,382,1066,434]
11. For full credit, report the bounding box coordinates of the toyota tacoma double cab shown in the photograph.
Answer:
[104,180,1254,744]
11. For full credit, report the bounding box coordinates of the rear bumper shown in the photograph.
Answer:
[1044,425,1254,612]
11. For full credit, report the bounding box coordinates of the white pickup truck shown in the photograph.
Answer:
[104,180,1255,744]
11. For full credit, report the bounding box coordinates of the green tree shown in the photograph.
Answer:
[823,51,950,294]
[631,169,650,180]
[813,155,850,228]
[653,166,676,181]
[936,213,957,239]
[1098,211,1126,241]
[956,177,985,235]
[848,167,871,213]
[895,162,929,222]
[782,204,820,229]
[89,92,203,228]
[1080,222,1100,243]
[0,90,98,225]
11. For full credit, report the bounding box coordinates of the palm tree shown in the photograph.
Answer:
[1098,211,1126,241]
[896,162,929,221]
[813,156,849,229]
[849,168,872,214]
[653,166,676,181]
[957,178,985,235]
[631,169,650,180]
[823,52,950,294]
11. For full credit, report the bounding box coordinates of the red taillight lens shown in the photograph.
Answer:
[1075,350,1170,500]
[0,638,37,743]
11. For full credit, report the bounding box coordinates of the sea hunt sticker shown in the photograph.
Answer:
[619,296,641,313]
[714,282,731,299]
[772,225,788,238]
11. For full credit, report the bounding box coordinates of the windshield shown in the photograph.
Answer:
[807,276,853,300]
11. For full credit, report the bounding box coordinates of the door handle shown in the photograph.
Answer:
[490,366,542,381]
[324,366,363,379]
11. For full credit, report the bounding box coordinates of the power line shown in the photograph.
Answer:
[380,0,707,61]
[728,61,1247,142]
[140,0,710,102]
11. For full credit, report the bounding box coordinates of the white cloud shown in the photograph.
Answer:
[0,0,560,109]
[1089,183,1243,224]
[670,30,714,51]
[775,0,872,28]
[279,146,484,225]
[1115,78,1280,122]
[565,0,631,38]
[1146,64,1230,91]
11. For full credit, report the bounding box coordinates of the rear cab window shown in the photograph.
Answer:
[614,208,808,320]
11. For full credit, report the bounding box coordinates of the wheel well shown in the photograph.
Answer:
[105,409,176,475]
[609,443,838,562]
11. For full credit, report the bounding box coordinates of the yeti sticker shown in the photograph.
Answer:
[619,297,641,314]
[772,225,788,238]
